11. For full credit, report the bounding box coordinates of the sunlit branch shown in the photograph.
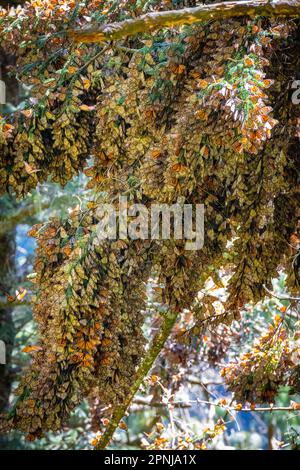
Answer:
[69,1,300,43]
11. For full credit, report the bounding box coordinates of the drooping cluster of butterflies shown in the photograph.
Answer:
[0,0,300,438]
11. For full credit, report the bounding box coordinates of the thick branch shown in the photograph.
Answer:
[94,309,179,450]
[69,1,300,43]
[133,398,300,412]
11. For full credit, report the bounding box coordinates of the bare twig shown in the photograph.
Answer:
[131,397,300,413]
[263,284,300,302]
[187,377,223,387]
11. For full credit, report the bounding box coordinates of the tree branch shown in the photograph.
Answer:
[94,309,179,450]
[133,397,300,412]
[2,1,26,6]
[0,300,30,309]
[263,284,300,302]
[171,399,300,412]
[69,1,300,43]
[132,397,192,409]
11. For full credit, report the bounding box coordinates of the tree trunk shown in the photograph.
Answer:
[0,198,16,414]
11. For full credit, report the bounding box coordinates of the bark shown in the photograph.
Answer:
[69,0,300,43]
